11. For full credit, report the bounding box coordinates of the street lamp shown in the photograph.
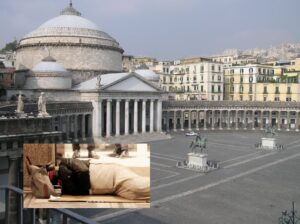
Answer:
[279,202,300,224]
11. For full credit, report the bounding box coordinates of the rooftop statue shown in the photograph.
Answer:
[38,92,49,117]
[16,91,24,113]
[189,133,207,154]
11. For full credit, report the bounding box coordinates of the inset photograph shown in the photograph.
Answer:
[23,144,150,208]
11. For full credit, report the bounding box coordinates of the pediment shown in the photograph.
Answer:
[103,75,159,92]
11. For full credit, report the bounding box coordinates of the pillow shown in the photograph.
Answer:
[29,165,58,198]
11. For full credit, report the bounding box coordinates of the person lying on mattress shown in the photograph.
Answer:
[25,157,150,201]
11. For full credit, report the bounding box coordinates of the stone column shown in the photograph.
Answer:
[211,110,215,130]
[106,100,112,137]
[125,100,129,135]
[268,110,272,127]
[260,111,264,130]
[142,100,146,133]
[166,111,170,132]
[181,111,184,131]
[156,100,162,132]
[296,112,299,132]
[66,115,70,141]
[81,114,86,140]
[243,111,247,130]
[196,111,200,131]
[74,115,78,141]
[150,100,154,133]
[134,99,138,134]
[277,111,281,131]
[252,111,255,130]
[227,110,231,130]
[235,110,239,130]
[219,110,222,130]
[92,100,102,138]
[115,99,120,136]
[188,111,192,131]
[204,110,207,130]
[173,111,177,131]
[286,111,290,131]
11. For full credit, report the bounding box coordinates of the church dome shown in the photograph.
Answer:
[23,3,117,43]
[32,56,67,73]
[16,2,124,84]
[23,56,72,90]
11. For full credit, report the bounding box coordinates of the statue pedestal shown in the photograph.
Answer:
[261,137,276,150]
[38,112,50,118]
[187,153,207,169]
[16,112,26,118]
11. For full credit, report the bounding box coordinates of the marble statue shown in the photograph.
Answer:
[16,92,24,113]
[38,92,49,117]
[96,75,101,89]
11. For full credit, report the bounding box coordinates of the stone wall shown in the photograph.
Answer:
[16,45,123,73]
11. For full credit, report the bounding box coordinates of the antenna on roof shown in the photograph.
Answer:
[70,0,73,7]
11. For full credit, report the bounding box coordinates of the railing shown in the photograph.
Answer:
[0,185,23,224]
[0,185,97,224]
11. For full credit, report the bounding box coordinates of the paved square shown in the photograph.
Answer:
[74,131,300,224]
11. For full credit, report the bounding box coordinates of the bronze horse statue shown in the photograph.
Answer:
[189,134,207,154]
[265,125,276,137]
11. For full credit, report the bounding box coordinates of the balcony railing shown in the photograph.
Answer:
[0,185,97,224]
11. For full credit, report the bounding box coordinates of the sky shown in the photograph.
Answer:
[0,0,299,60]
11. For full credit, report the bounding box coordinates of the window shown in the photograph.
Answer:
[264,97,267,101]
[218,95,221,101]
[249,86,253,93]
[212,75,215,81]
[240,86,243,93]
[240,95,243,101]
[249,95,253,101]
[275,97,280,101]
[240,77,243,83]
[200,66,204,72]
[212,95,215,101]
[286,97,292,101]
[240,69,244,74]
[218,66,221,72]
[249,68,253,74]
[201,76,203,81]
[212,65,215,71]
[218,75,221,81]
[218,85,221,93]
[249,77,253,83]
[230,69,234,74]
[275,87,279,94]
[287,86,291,94]
[212,85,215,93]
[193,76,197,81]
[263,86,268,94]
[201,85,204,92]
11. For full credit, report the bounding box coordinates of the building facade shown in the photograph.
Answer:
[160,58,224,101]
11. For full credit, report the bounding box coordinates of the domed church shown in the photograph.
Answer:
[15,2,124,84]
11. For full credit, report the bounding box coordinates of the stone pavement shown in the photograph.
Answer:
[74,131,300,224]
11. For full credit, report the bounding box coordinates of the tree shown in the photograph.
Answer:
[0,40,18,53]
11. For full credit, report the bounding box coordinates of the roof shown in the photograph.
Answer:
[32,57,67,73]
[74,71,161,92]
[22,3,117,43]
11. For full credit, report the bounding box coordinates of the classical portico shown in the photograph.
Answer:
[76,72,164,140]
[163,101,300,132]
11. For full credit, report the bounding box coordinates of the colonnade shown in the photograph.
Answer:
[93,98,162,138]
[163,109,300,132]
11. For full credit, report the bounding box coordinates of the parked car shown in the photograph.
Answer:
[185,131,197,136]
